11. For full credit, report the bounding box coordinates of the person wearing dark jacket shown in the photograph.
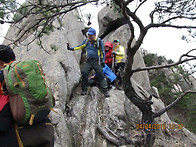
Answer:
[0,97,19,147]
[0,48,19,147]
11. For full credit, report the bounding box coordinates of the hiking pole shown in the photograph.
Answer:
[111,54,116,73]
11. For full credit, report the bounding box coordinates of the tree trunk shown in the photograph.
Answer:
[123,51,155,147]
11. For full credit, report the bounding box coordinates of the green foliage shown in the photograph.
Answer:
[182,29,196,43]
[150,71,171,87]
[177,93,191,109]
[157,56,164,65]
[188,107,196,132]
[0,11,4,19]
[143,53,166,66]
[111,2,123,18]
[150,71,176,104]
[171,116,181,124]
[143,53,196,133]
[175,65,185,74]
[168,59,174,64]
[177,93,196,132]
[42,24,54,35]
[13,13,21,22]
[50,44,58,52]
[143,53,156,66]
[13,2,29,22]
[172,73,181,83]
[0,0,18,22]
[18,3,28,15]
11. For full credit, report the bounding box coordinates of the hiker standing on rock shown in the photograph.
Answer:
[67,28,109,97]
[112,40,125,87]
[112,39,125,73]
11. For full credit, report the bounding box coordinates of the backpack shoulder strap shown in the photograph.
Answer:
[85,38,101,48]
[85,38,103,57]
[0,70,4,95]
[0,70,4,84]
[97,38,103,58]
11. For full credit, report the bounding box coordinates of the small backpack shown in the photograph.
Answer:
[3,60,55,125]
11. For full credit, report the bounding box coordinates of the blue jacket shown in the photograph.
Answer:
[95,64,116,82]
[70,38,105,62]
[103,64,117,82]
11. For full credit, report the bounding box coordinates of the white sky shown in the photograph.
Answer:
[0,24,10,43]
[142,28,196,61]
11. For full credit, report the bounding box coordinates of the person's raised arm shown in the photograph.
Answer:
[67,39,87,51]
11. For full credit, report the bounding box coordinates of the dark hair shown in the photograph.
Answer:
[113,40,120,43]
[0,45,15,63]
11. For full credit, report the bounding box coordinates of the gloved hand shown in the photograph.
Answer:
[66,42,73,50]
[101,62,105,67]
[112,51,116,54]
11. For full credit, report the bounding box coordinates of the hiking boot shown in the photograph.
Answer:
[81,90,87,95]
[103,91,110,97]
[111,85,116,90]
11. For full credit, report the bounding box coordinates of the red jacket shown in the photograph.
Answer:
[105,49,113,67]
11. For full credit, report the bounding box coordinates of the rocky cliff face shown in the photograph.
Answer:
[3,4,196,147]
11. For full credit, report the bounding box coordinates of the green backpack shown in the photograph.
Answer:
[3,60,55,125]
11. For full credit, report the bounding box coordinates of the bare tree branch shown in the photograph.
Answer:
[153,91,196,118]
[5,0,99,24]
[132,49,196,73]
[134,0,147,14]
[3,0,100,47]
[147,23,196,29]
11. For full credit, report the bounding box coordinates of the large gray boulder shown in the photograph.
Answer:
[98,6,126,38]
